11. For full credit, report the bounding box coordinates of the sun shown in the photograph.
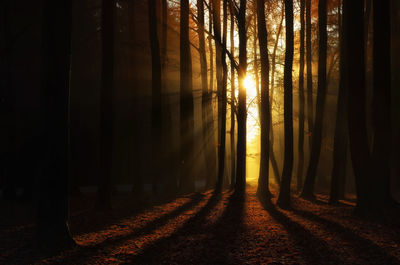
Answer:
[243,76,257,98]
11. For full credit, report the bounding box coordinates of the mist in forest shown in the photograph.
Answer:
[1,0,400,264]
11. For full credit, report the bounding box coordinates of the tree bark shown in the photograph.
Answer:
[344,0,374,215]
[96,0,115,210]
[235,0,248,192]
[36,0,75,248]
[230,0,236,189]
[148,0,162,195]
[372,0,393,207]
[297,0,305,192]
[301,0,327,200]
[256,0,271,200]
[179,0,195,193]
[306,0,313,151]
[277,0,294,209]
[330,0,348,204]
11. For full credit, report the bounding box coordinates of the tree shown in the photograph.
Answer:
[297,0,305,192]
[277,0,294,208]
[372,0,394,207]
[179,0,195,193]
[344,0,374,214]
[301,0,327,200]
[36,0,75,248]
[235,0,248,192]
[148,0,162,195]
[256,0,271,200]
[229,0,236,189]
[96,0,115,210]
[306,0,313,150]
[330,0,347,204]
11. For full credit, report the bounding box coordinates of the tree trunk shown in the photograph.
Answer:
[330,0,348,204]
[256,0,271,200]
[96,0,115,210]
[344,0,374,215]
[306,0,313,151]
[148,0,162,196]
[372,0,393,207]
[235,0,248,192]
[230,0,236,189]
[205,3,218,189]
[277,0,294,209]
[179,0,195,193]
[297,0,305,193]
[36,0,75,248]
[301,0,327,200]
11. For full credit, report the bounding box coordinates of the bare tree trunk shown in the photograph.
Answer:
[148,0,162,196]
[277,0,294,209]
[330,0,348,204]
[372,0,394,207]
[230,0,236,189]
[97,0,115,210]
[179,0,195,193]
[306,0,313,151]
[297,0,305,192]
[344,0,374,215]
[301,0,327,200]
[205,2,218,189]
[256,0,271,200]
[235,0,248,192]
[37,0,75,248]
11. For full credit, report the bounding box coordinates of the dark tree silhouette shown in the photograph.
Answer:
[297,0,305,192]
[97,0,115,210]
[301,0,327,200]
[277,0,294,209]
[256,0,271,200]
[372,0,394,207]
[230,0,236,189]
[330,0,348,204]
[179,0,195,193]
[305,0,313,151]
[344,0,374,215]
[36,0,75,248]
[148,0,162,195]
[235,0,248,192]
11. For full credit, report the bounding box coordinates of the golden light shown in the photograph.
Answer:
[243,75,257,99]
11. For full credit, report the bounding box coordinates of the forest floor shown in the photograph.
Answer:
[2,185,400,265]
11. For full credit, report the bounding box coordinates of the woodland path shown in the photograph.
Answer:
[2,186,400,264]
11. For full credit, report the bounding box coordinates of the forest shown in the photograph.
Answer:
[1,0,400,264]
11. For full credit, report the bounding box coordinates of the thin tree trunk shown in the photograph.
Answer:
[97,0,115,210]
[179,0,195,193]
[230,0,236,189]
[37,0,75,248]
[330,0,348,204]
[297,0,305,192]
[235,0,248,192]
[306,0,313,151]
[277,0,294,209]
[301,0,327,200]
[148,0,162,195]
[205,2,218,189]
[256,0,271,200]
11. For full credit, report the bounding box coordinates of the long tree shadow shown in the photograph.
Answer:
[3,192,205,264]
[124,190,243,264]
[261,201,343,265]
[291,208,400,265]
